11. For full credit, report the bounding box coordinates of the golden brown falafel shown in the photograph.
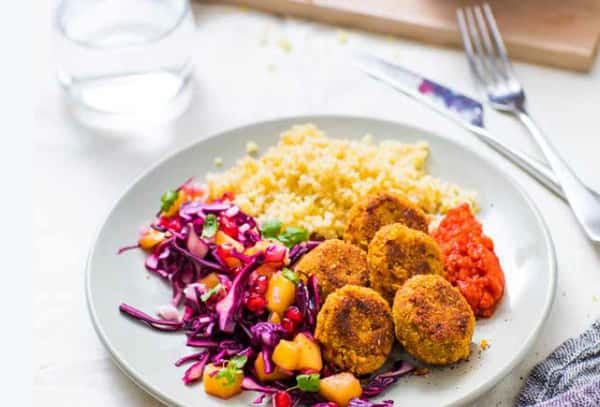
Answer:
[344,192,429,251]
[315,285,394,375]
[367,223,444,304]
[393,274,475,365]
[295,239,369,299]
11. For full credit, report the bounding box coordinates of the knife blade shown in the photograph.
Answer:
[353,52,566,200]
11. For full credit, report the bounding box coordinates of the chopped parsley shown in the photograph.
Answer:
[215,355,247,386]
[200,283,222,302]
[282,268,299,285]
[294,373,320,392]
[260,219,283,239]
[160,190,179,213]
[202,214,219,238]
[277,226,309,248]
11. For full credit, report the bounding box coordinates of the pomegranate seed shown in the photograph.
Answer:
[221,192,235,202]
[281,317,296,334]
[219,215,239,238]
[245,294,266,314]
[158,216,181,232]
[273,391,292,407]
[248,271,260,286]
[158,216,171,229]
[168,217,182,232]
[252,275,269,295]
[284,306,303,323]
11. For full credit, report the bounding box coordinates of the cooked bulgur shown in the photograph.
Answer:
[207,124,475,239]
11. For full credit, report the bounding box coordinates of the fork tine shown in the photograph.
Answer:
[473,5,507,80]
[482,3,516,78]
[456,8,487,86]
[463,6,496,87]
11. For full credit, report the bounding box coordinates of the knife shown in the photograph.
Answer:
[353,52,566,200]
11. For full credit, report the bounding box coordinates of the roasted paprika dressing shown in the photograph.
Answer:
[432,203,505,318]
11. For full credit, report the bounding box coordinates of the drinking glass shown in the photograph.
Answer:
[55,0,195,131]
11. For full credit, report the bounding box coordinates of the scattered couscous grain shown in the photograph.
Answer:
[277,38,292,53]
[246,141,259,155]
[480,338,489,350]
[207,124,475,238]
[336,30,348,44]
[213,157,223,167]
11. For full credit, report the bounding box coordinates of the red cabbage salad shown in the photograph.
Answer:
[118,179,414,407]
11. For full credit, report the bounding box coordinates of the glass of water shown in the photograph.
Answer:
[55,0,195,132]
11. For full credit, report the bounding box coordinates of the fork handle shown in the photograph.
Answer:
[517,108,600,241]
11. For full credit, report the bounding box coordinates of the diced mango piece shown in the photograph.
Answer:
[272,339,299,371]
[319,373,362,407]
[254,352,292,382]
[268,312,281,324]
[162,192,186,217]
[266,272,296,314]
[202,363,243,400]
[255,263,278,277]
[215,231,244,252]
[295,333,323,371]
[138,229,166,250]
[198,273,220,289]
[245,240,273,256]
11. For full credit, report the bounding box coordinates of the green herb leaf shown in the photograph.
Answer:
[200,283,222,302]
[215,368,237,385]
[282,268,299,285]
[202,214,219,238]
[260,219,283,239]
[296,373,320,392]
[215,355,248,386]
[160,190,179,213]
[277,226,309,248]
[228,355,248,370]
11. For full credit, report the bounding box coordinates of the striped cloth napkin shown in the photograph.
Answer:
[516,320,600,407]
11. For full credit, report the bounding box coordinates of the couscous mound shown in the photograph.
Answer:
[207,124,475,239]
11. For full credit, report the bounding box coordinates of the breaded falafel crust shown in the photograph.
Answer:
[295,239,369,299]
[368,223,444,303]
[393,274,475,365]
[315,285,394,375]
[344,192,429,251]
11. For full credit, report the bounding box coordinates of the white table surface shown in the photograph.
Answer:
[33,3,600,406]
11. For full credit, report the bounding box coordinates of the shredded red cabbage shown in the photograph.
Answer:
[361,360,415,397]
[347,399,394,407]
[182,352,210,385]
[118,182,414,404]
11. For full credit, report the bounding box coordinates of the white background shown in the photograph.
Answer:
[33,2,600,406]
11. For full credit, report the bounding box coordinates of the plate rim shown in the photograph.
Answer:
[85,114,557,407]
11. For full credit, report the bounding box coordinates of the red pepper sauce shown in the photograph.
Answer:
[431,203,505,318]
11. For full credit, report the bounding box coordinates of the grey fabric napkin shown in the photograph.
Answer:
[516,320,600,407]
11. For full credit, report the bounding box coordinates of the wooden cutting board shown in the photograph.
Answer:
[208,0,600,72]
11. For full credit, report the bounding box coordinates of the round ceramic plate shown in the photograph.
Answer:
[86,116,556,407]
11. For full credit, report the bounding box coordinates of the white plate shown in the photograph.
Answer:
[86,116,556,407]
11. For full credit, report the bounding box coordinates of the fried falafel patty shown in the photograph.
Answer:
[344,192,429,251]
[367,223,444,303]
[315,285,394,375]
[393,274,475,365]
[295,239,369,299]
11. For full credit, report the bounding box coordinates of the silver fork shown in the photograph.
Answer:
[457,3,600,242]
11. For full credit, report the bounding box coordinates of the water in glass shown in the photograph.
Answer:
[55,0,195,130]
